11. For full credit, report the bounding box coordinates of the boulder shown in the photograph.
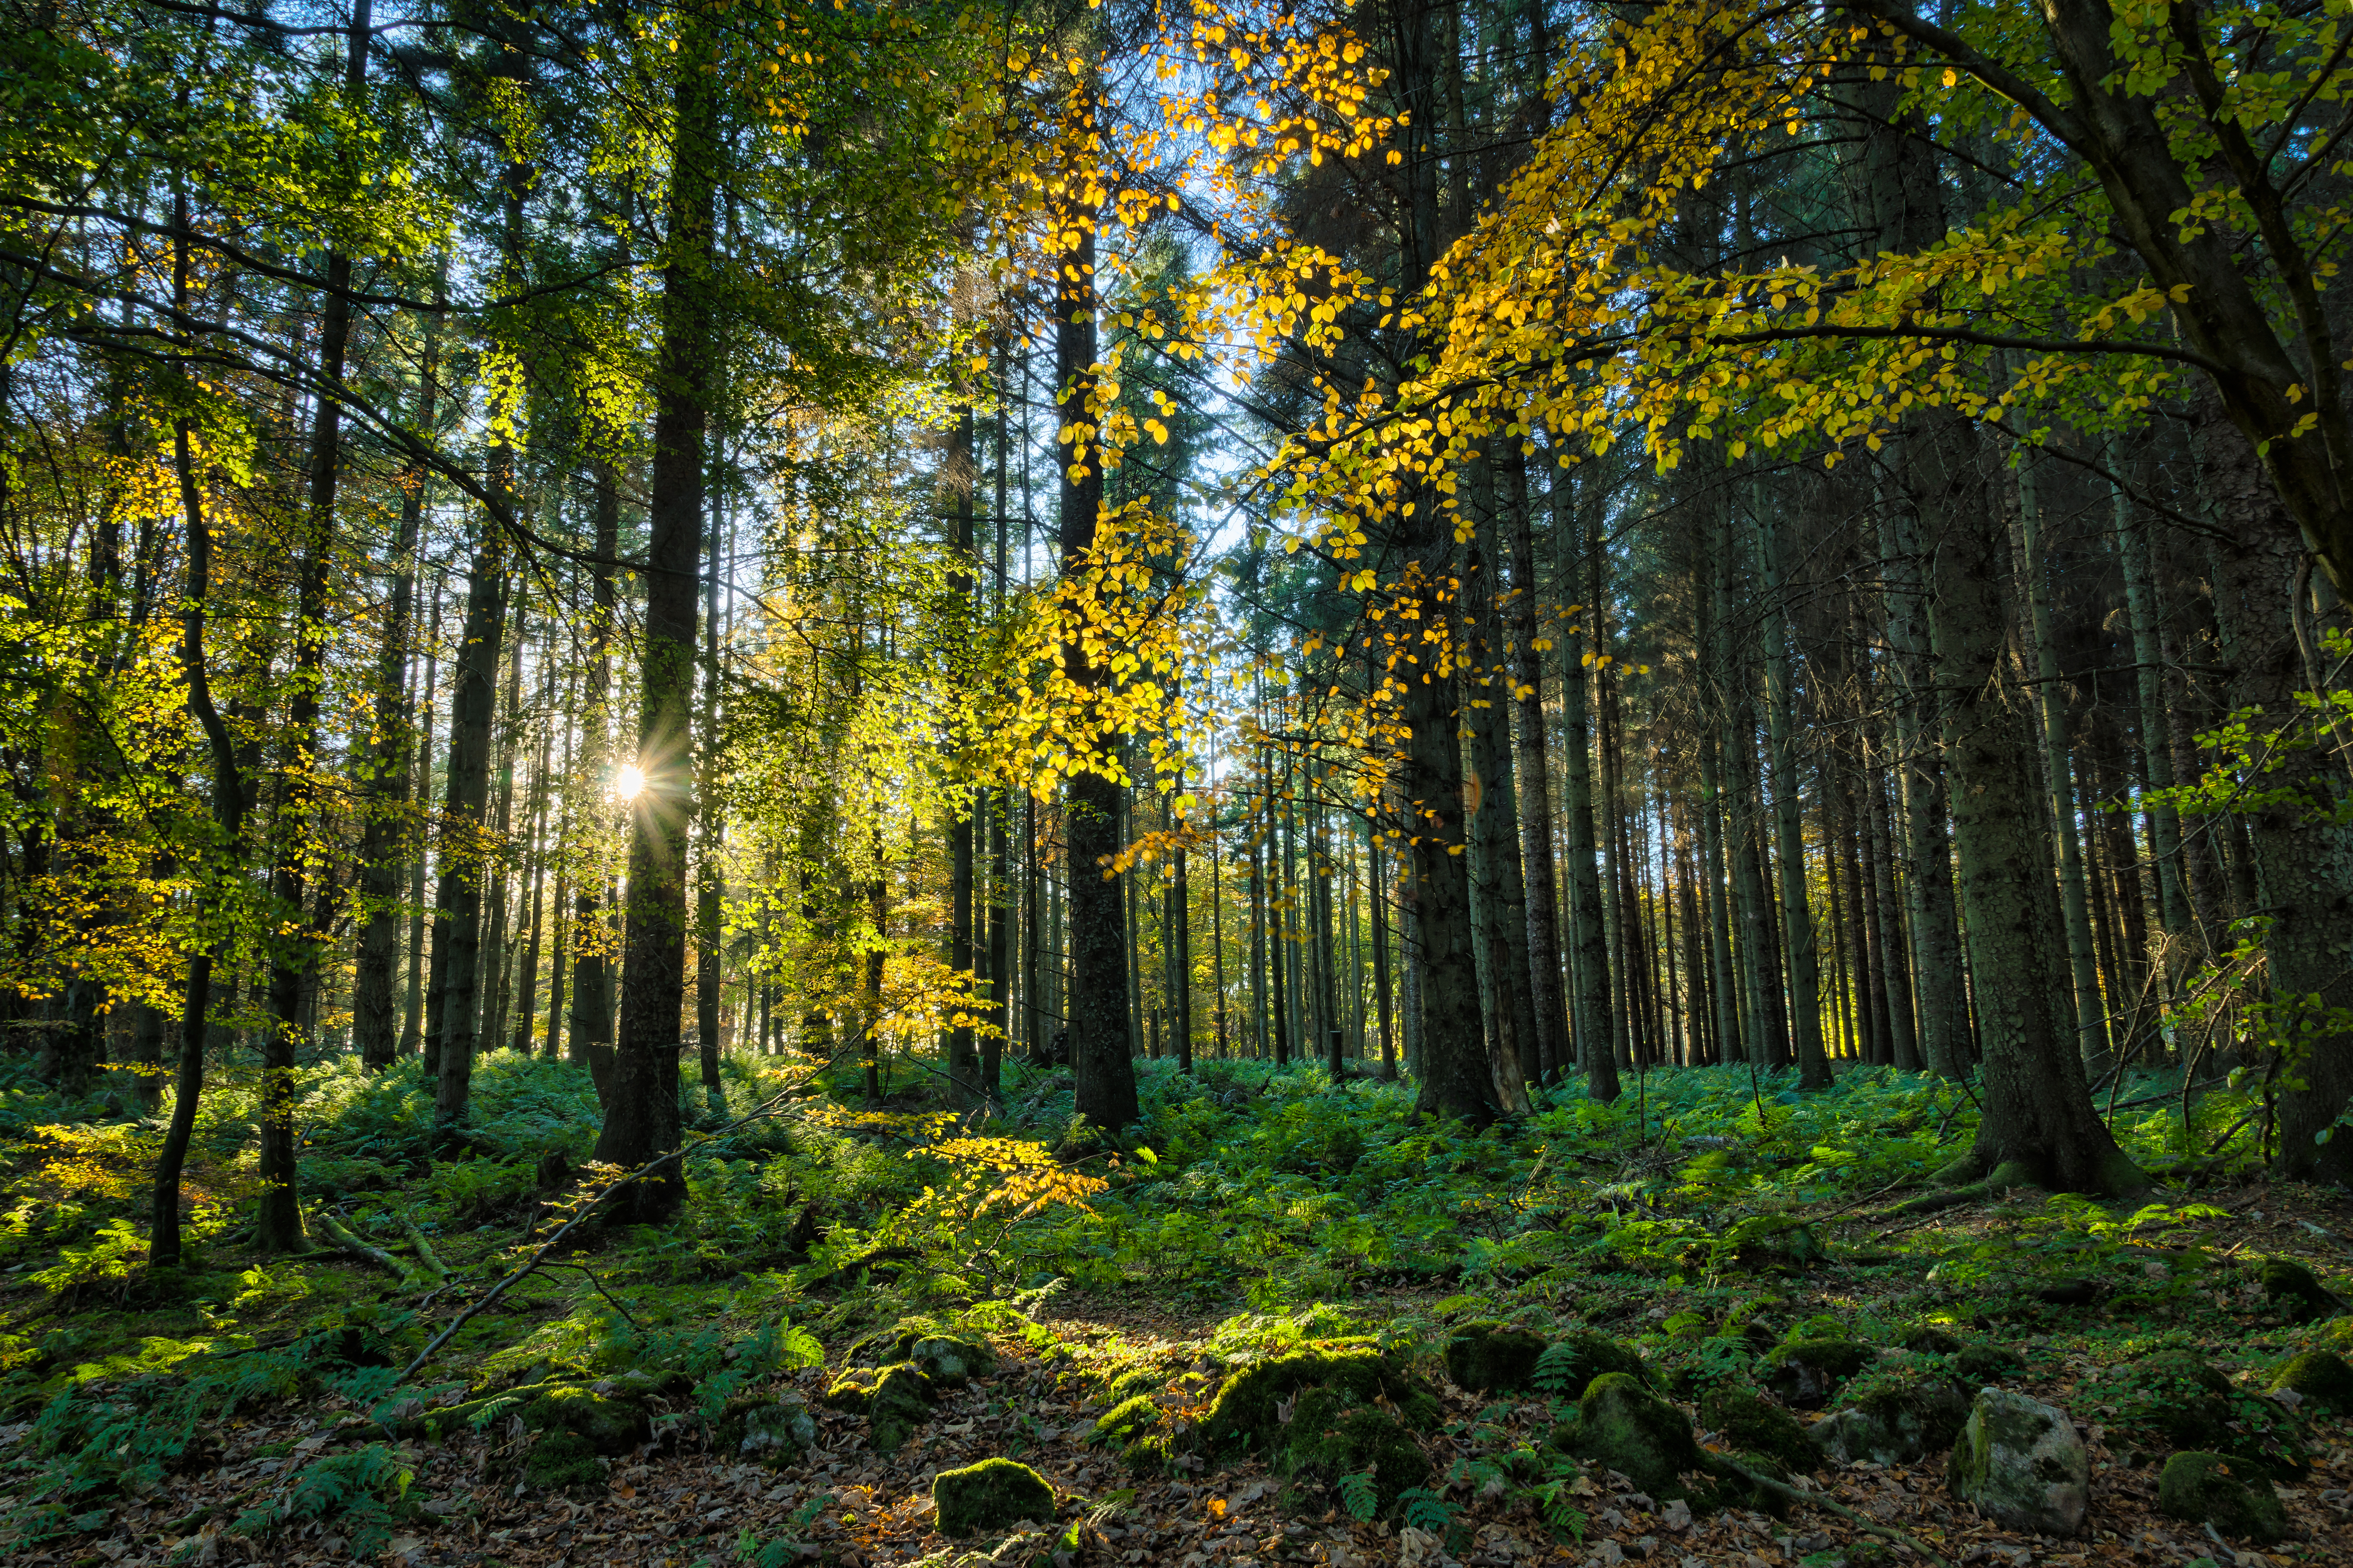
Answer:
[1568,1373,1708,1499]
[2260,1259,2342,1325]
[1898,1323,1963,1356]
[849,1317,998,1388]
[1444,1321,1548,1394]
[522,1385,650,1453]
[1697,1384,1818,1472]
[1089,1395,1171,1473]
[867,1362,938,1453]
[1199,1348,1438,1456]
[2157,1451,2286,1543]
[1947,1388,2088,1537]
[2116,1349,2234,1452]
[1952,1342,2020,1384]
[1763,1339,1875,1409]
[2271,1349,2353,1412]
[1811,1362,1971,1466]
[934,1457,1056,1537]
[1276,1385,1432,1510]
[521,1430,604,1490]
[718,1391,818,1469]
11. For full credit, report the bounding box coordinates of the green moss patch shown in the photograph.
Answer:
[2272,1349,2353,1412]
[1697,1383,1817,1472]
[2261,1259,2341,1325]
[2157,1451,2286,1543]
[1275,1384,1431,1511]
[934,1457,1056,1537]
[1532,1330,1649,1399]
[1763,1339,1874,1409]
[1444,1321,1546,1393]
[1198,1348,1437,1457]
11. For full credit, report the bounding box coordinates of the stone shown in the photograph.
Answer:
[521,1385,650,1454]
[849,1317,998,1388]
[1951,1342,2020,1384]
[2156,1450,2286,1543]
[1811,1362,1970,1466]
[520,1429,603,1490]
[1898,1323,1962,1356]
[1199,1348,1438,1457]
[1763,1339,1876,1409]
[1697,1385,1817,1472]
[1089,1395,1171,1473]
[1946,1388,2089,1537]
[2271,1349,2353,1411]
[865,1362,937,1454]
[1570,1373,1708,1500]
[1533,1330,1651,1399]
[1277,1385,1433,1509]
[1444,1321,1548,1394]
[2114,1349,2234,1453]
[2260,1259,2341,1324]
[933,1457,1056,1537]
[719,1392,817,1470]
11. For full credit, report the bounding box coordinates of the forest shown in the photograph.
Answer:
[3,0,2353,1564]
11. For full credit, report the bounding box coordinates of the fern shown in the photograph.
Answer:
[1337,1467,1379,1522]
[230,1444,414,1557]
[1530,1342,1586,1396]
[1394,1486,1458,1537]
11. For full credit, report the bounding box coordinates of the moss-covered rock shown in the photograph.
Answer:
[1898,1324,1962,1357]
[1810,1362,1969,1466]
[2157,1451,2286,1543]
[934,1457,1056,1537]
[1952,1342,2020,1384]
[1763,1339,1875,1409]
[1198,1348,1438,1456]
[848,1317,998,1388]
[2262,1259,2342,1325]
[1697,1384,1818,1473]
[716,1391,818,1469]
[1103,1365,1165,1405]
[1569,1372,1708,1499]
[1090,1395,1172,1473]
[1533,1330,1650,1399]
[522,1385,650,1454]
[867,1362,937,1454]
[1947,1388,2089,1538]
[1275,1386,1432,1510]
[2114,1349,2234,1453]
[2272,1349,2353,1412]
[521,1429,605,1490]
[1444,1321,1547,1394]
[825,1366,883,1413]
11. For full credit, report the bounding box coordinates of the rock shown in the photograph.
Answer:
[1533,1330,1651,1399]
[2260,1259,2342,1324]
[1089,1395,1171,1473]
[1898,1324,1962,1356]
[1811,1362,1970,1466]
[719,1392,817,1469]
[1946,1388,2088,1537]
[521,1385,650,1454]
[1444,1321,1548,1393]
[849,1317,998,1388]
[1277,1384,1433,1509]
[1697,1385,1817,1472]
[1199,1348,1439,1456]
[1103,1365,1164,1404]
[1951,1342,2020,1384]
[1569,1373,1708,1500]
[866,1362,937,1453]
[2114,1349,2234,1452]
[2156,1451,2286,1543]
[521,1430,603,1490]
[2271,1349,2353,1411]
[933,1457,1055,1537]
[1763,1340,1875,1409]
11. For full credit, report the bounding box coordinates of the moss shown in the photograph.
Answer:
[2272,1349,2353,1411]
[866,1361,936,1454]
[825,1366,884,1412]
[1569,1372,1708,1500]
[1763,1339,1874,1408]
[1104,1365,1164,1405]
[1275,1385,1431,1510]
[1952,1342,2020,1384]
[847,1317,998,1388]
[1813,1362,1970,1465]
[2261,1259,2341,1325]
[1535,1330,1650,1399]
[2115,1350,2234,1452]
[1697,1384,1817,1472]
[1898,1324,1961,1356]
[2157,1451,2286,1543]
[933,1457,1056,1537]
[716,1392,817,1469]
[522,1385,649,1454]
[1444,1321,1547,1393]
[1198,1348,1438,1456]
[1090,1395,1170,1473]
[521,1429,605,1490]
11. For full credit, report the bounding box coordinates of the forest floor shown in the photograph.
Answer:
[0,1051,2349,1568]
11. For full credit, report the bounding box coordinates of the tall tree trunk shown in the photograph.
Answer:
[568,461,619,1098]
[597,40,716,1219]
[1504,451,1567,1080]
[1054,125,1140,1131]
[1555,463,1617,1097]
[1753,489,1829,1086]
[695,457,727,1110]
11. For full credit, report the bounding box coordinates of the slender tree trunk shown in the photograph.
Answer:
[1753,488,1830,1087]
[568,461,619,1097]
[1555,467,1617,1097]
[596,44,715,1215]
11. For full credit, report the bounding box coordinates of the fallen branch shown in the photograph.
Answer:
[398,1215,451,1283]
[312,1211,421,1289]
[1709,1453,1952,1568]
